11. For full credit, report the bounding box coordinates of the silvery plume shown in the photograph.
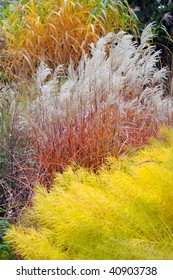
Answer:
[162,12,173,26]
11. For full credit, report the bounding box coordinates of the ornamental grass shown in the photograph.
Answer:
[0,0,138,79]
[21,24,173,185]
[5,127,173,260]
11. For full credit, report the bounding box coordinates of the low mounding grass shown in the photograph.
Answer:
[0,0,138,79]
[4,127,173,260]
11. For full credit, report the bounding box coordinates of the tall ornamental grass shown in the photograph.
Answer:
[5,127,173,260]
[0,0,138,79]
[20,24,173,185]
[0,84,36,218]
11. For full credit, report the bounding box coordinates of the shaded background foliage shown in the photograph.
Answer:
[129,0,173,23]
[129,1,173,66]
[128,0,173,96]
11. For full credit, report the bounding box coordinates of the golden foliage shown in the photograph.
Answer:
[1,0,139,79]
[5,128,173,259]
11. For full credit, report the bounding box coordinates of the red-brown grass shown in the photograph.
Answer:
[29,104,167,186]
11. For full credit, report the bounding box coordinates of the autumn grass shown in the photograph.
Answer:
[0,24,172,221]
[4,127,173,260]
[0,0,139,79]
[0,84,36,219]
[20,25,172,185]
[28,105,165,186]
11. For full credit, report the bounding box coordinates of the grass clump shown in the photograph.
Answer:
[0,83,36,218]
[20,24,172,185]
[4,128,173,260]
[0,0,139,79]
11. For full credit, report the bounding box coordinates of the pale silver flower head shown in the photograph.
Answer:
[162,12,173,26]
[133,6,140,12]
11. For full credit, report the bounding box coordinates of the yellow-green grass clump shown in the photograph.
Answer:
[5,127,173,259]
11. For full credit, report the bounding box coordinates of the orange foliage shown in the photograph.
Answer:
[1,0,138,79]
[29,104,165,186]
